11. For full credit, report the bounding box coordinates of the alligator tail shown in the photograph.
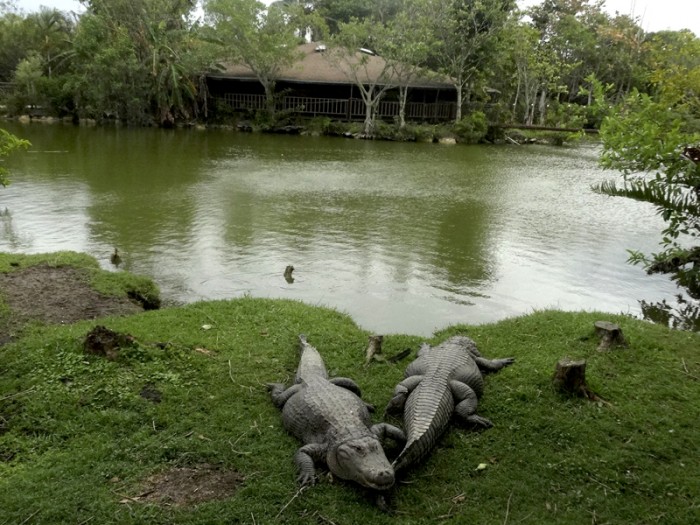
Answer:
[392,388,453,473]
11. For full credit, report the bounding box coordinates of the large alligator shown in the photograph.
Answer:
[385,335,514,473]
[268,335,405,490]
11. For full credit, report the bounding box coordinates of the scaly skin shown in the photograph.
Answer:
[385,336,514,473]
[268,335,404,490]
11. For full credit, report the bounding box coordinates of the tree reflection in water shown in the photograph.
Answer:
[640,295,700,332]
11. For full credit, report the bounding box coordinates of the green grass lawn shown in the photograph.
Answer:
[1,285,698,523]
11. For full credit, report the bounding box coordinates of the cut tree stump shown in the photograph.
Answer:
[594,321,627,351]
[552,357,602,401]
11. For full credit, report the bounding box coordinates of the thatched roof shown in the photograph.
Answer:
[209,42,455,90]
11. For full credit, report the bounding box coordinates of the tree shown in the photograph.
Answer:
[594,30,700,325]
[382,0,434,129]
[0,128,30,187]
[204,0,308,120]
[71,0,210,125]
[328,18,396,135]
[430,0,516,122]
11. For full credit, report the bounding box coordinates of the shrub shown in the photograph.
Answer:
[453,111,488,144]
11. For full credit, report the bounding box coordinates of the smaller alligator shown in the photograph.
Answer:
[385,335,514,473]
[268,335,405,490]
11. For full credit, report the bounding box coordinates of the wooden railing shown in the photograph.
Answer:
[219,93,456,121]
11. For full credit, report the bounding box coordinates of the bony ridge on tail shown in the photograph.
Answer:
[268,335,405,490]
[385,335,514,473]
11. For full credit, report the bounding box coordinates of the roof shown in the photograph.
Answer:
[209,42,455,90]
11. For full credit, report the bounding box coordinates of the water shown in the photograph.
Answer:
[0,122,679,335]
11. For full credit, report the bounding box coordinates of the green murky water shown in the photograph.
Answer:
[0,122,677,335]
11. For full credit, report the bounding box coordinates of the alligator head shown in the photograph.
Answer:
[327,436,395,490]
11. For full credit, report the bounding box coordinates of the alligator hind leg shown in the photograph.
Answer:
[267,383,302,408]
[450,380,493,428]
[371,423,406,444]
[384,375,423,416]
[329,377,362,397]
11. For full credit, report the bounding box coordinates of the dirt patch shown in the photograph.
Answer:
[0,264,143,344]
[131,464,244,506]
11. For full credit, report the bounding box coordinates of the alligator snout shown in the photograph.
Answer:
[364,466,395,490]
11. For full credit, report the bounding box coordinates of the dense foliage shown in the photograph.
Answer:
[0,0,696,129]
[595,30,700,328]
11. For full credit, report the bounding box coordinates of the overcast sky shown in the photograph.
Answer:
[10,0,700,37]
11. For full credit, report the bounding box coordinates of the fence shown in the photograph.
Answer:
[219,93,456,122]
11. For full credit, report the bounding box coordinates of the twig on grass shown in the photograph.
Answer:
[228,359,235,384]
[19,510,40,524]
[680,358,698,380]
[312,511,338,525]
[228,437,251,456]
[503,490,513,525]
[275,486,308,519]
[0,387,36,403]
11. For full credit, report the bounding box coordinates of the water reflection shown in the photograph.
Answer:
[0,122,682,335]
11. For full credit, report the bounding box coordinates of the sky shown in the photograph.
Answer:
[9,0,700,37]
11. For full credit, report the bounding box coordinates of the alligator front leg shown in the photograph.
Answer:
[384,375,423,416]
[450,380,493,428]
[474,356,515,374]
[293,443,327,486]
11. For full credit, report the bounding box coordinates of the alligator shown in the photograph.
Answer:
[385,335,514,473]
[268,335,405,490]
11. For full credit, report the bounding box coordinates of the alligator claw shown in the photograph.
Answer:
[297,473,316,486]
[466,415,493,428]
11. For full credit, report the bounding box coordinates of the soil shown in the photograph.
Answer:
[128,464,245,506]
[0,264,143,345]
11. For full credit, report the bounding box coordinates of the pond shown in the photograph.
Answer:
[0,122,679,336]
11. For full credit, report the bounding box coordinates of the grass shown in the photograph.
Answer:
[1,296,699,523]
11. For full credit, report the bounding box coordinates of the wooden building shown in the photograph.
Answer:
[207,42,457,122]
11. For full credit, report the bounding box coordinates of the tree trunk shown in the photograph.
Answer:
[537,87,547,125]
[454,75,463,123]
[262,80,276,119]
[398,86,407,129]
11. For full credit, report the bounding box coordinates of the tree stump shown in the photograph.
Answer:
[364,335,384,365]
[552,357,599,400]
[594,321,627,351]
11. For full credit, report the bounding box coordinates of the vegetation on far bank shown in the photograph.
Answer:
[0,0,697,135]
[1,252,698,523]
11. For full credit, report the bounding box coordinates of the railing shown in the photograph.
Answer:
[219,93,456,122]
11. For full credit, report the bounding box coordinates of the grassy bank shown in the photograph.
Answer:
[1,295,698,524]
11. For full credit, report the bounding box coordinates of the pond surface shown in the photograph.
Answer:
[0,122,679,335]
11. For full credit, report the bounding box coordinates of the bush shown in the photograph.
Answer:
[453,111,488,144]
